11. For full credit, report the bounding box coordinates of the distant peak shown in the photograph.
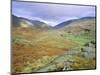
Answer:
[54,16,95,29]
[80,16,96,19]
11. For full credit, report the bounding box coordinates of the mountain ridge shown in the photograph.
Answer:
[12,15,52,29]
[54,17,95,29]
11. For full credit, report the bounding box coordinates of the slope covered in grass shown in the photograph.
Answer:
[12,28,78,73]
[12,18,96,73]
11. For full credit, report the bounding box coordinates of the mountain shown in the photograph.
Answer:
[54,17,95,29]
[12,15,21,27]
[80,17,96,20]
[19,17,52,29]
[59,17,96,35]
[12,15,96,73]
[12,15,52,29]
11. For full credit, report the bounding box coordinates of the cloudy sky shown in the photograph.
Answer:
[12,1,96,26]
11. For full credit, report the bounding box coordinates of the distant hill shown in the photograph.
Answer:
[58,17,96,35]
[12,15,20,27]
[54,17,95,29]
[80,17,96,20]
[12,15,52,29]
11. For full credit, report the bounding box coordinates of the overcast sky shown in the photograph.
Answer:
[12,1,96,26]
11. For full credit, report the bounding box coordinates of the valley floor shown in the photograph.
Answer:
[12,23,96,74]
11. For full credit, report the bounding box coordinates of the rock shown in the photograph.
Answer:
[81,47,95,59]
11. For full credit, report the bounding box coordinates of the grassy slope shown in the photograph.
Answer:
[34,19,96,72]
[12,19,96,73]
[12,28,78,73]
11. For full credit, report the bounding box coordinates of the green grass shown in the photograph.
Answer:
[45,30,93,46]
[60,32,95,46]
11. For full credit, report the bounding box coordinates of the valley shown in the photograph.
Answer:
[12,15,96,74]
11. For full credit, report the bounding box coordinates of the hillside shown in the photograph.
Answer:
[59,18,96,36]
[12,17,96,74]
[12,15,52,29]
[54,17,95,29]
